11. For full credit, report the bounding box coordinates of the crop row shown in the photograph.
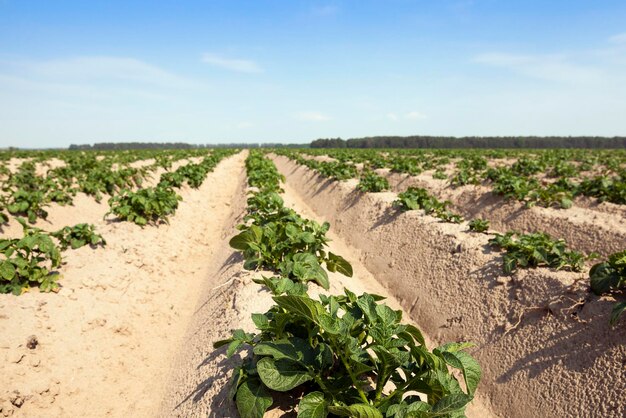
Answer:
[0,149,237,294]
[277,150,626,325]
[0,149,198,224]
[288,148,626,208]
[215,151,482,418]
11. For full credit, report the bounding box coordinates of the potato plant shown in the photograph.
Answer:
[106,185,182,226]
[589,250,626,325]
[219,151,482,418]
[216,288,481,418]
[51,224,106,251]
[231,152,352,287]
[489,231,587,274]
[468,218,490,233]
[0,219,62,294]
[393,187,463,224]
[357,171,390,193]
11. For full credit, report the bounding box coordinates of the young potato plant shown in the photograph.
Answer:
[488,231,587,274]
[51,224,106,251]
[231,152,352,288]
[393,187,463,224]
[317,161,359,182]
[432,169,448,180]
[577,174,626,205]
[230,211,347,289]
[215,288,481,418]
[468,219,490,233]
[589,250,626,325]
[6,189,49,224]
[357,171,390,193]
[106,185,182,226]
[389,157,422,176]
[0,219,62,295]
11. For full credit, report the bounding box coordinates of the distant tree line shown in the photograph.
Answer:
[310,136,626,149]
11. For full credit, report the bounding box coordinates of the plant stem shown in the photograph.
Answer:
[338,350,369,404]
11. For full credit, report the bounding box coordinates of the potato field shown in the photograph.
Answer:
[0,148,624,418]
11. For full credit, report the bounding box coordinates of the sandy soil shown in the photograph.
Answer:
[375,169,626,258]
[159,159,496,417]
[0,152,247,417]
[2,150,624,418]
[273,155,626,418]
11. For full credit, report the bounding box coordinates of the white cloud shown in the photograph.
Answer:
[26,56,195,88]
[295,111,331,121]
[474,52,601,84]
[608,33,626,44]
[386,112,398,121]
[405,111,427,120]
[202,53,262,73]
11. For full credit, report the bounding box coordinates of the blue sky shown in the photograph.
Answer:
[1,0,626,147]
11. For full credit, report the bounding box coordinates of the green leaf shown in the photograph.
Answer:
[229,226,262,250]
[254,340,301,362]
[328,404,383,418]
[235,378,273,418]
[318,313,341,335]
[257,357,313,391]
[437,349,481,396]
[326,252,353,277]
[227,340,244,357]
[404,324,426,346]
[251,313,270,330]
[375,304,398,326]
[0,261,16,281]
[356,294,378,323]
[291,253,329,290]
[297,391,328,418]
[610,301,626,326]
[431,393,472,415]
[273,295,324,323]
[589,262,621,295]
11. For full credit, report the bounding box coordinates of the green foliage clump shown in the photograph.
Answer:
[432,169,447,180]
[0,220,62,294]
[488,231,586,274]
[106,185,182,226]
[577,174,626,205]
[389,157,422,175]
[216,287,481,418]
[468,218,490,233]
[230,152,352,288]
[589,250,626,325]
[357,171,390,193]
[393,187,463,224]
[51,224,106,251]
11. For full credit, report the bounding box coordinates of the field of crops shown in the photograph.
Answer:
[0,148,624,417]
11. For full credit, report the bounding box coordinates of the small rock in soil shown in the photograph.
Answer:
[26,335,38,350]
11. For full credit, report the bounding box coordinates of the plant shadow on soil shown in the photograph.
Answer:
[174,350,239,417]
[219,251,244,271]
[493,286,626,383]
[369,206,402,230]
[496,303,625,383]
[309,176,335,198]
[470,257,626,383]
[342,189,365,211]
[185,349,299,418]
